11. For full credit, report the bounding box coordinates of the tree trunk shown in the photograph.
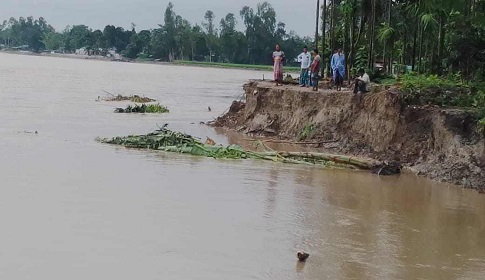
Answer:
[330,0,335,52]
[436,14,445,75]
[418,24,424,73]
[349,0,357,75]
[411,19,418,71]
[401,31,406,68]
[315,0,320,51]
[321,0,327,76]
[387,0,392,74]
[368,0,376,70]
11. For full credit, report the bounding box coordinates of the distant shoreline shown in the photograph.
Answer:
[0,50,300,73]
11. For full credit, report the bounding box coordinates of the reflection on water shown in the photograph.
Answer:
[0,52,484,280]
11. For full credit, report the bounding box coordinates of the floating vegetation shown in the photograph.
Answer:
[114,103,170,114]
[97,93,156,103]
[97,125,381,171]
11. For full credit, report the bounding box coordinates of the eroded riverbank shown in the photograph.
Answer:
[1,52,485,279]
[214,80,485,190]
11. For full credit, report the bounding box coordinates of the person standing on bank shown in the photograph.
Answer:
[331,48,346,91]
[272,44,285,86]
[353,68,371,94]
[297,46,311,87]
[311,49,321,92]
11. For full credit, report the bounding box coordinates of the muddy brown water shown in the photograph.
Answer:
[0,52,484,279]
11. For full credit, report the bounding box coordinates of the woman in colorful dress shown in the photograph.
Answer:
[272,44,285,86]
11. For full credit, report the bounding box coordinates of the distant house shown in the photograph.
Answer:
[106,48,122,60]
[12,45,30,51]
[75,47,88,55]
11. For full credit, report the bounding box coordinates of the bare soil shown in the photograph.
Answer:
[213,80,485,190]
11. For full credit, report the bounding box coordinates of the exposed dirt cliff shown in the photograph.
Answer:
[213,80,485,190]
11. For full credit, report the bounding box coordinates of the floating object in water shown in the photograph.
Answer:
[114,103,169,114]
[99,93,156,103]
[297,251,309,261]
[371,162,402,176]
[19,130,38,134]
[97,126,380,170]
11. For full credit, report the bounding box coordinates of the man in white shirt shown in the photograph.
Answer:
[353,68,371,94]
[297,46,311,87]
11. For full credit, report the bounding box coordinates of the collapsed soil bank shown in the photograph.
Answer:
[214,80,485,190]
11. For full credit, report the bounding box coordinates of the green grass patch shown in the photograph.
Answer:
[297,124,316,141]
[396,73,484,108]
[172,60,301,72]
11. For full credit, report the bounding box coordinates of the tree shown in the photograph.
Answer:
[103,25,117,48]
[43,31,63,50]
[220,13,247,63]
[240,2,278,64]
[137,30,152,54]
[68,25,93,50]
[204,10,218,62]
[162,2,177,61]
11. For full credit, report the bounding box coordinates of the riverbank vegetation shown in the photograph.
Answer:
[375,73,485,127]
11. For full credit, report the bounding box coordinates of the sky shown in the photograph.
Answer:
[1,0,319,37]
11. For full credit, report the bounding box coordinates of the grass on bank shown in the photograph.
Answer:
[375,73,485,131]
[172,60,301,72]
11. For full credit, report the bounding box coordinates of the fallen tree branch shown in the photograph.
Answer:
[242,138,338,145]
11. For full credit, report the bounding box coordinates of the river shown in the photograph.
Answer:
[0,52,484,279]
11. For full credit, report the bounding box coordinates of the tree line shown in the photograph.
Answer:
[320,0,485,80]
[1,0,484,80]
[0,1,311,66]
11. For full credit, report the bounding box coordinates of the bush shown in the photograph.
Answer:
[398,73,471,107]
[397,73,485,133]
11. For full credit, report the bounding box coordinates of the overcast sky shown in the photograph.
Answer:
[2,0,319,37]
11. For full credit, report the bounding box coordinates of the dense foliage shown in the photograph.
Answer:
[321,0,485,80]
[0,1,311,65]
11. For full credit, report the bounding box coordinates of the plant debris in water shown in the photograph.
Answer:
[114,103,169,113]
[98,94,156,103]
[97,125,383,171]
